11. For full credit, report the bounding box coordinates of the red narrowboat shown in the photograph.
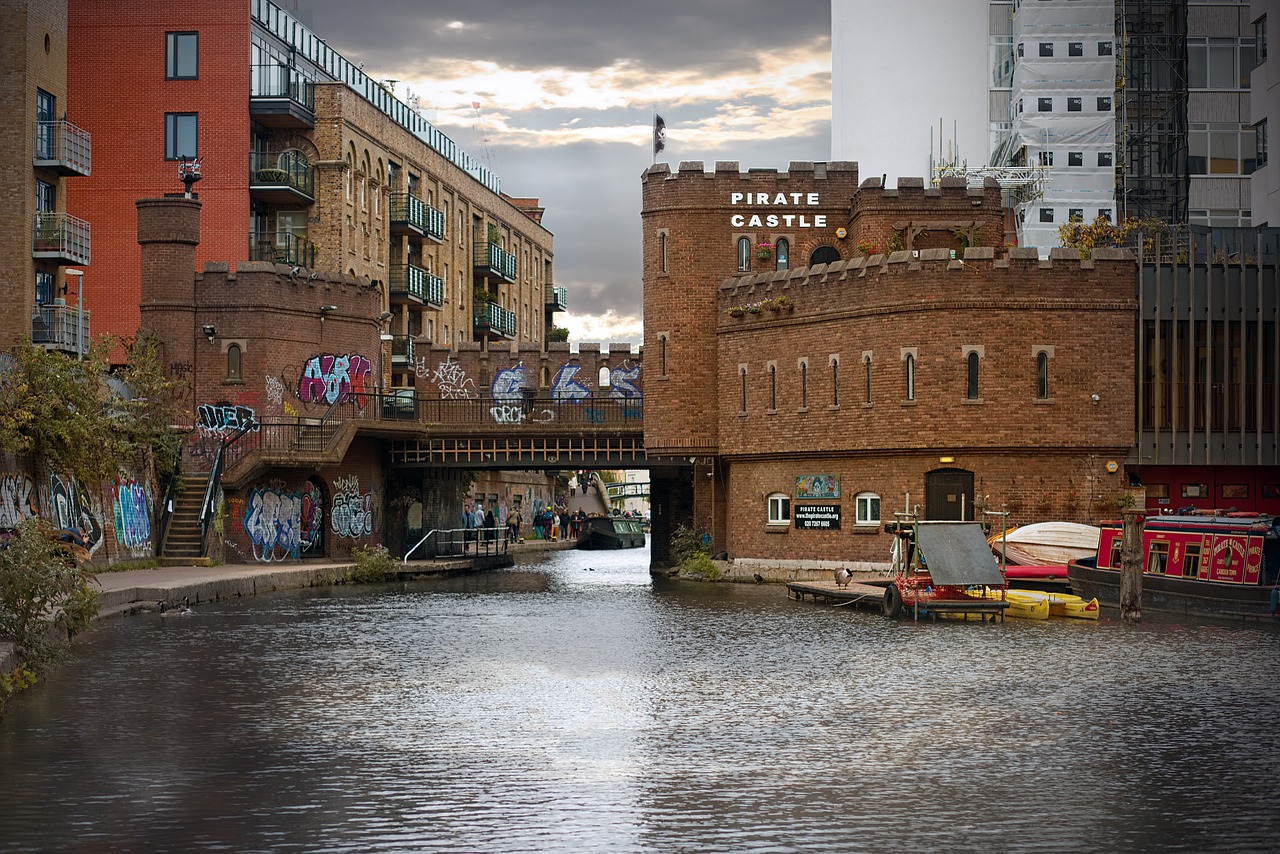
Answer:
[1067,512,1280,620]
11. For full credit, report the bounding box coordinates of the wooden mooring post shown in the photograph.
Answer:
[1119,508,1145,622]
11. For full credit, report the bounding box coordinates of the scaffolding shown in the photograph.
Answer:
[1116,0,1189,225]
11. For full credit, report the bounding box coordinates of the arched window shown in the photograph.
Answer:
[737,237,751,272]
[1037,351,1050,399]
[226,344,242,380]
[768,363,777,410]
[739,366,748,412]
[660,232,668,272]
[967,351,980,399]
[864,355,873,403]
[905,354,916,401]
[775,238,790,271]
[540,366,551,388]
[799,359,808,408]
[810,246,840,266]
[767,492,791,526]
[598,366,611,388]
[830,355,840,407]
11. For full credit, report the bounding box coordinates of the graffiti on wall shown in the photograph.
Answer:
[111,473,152,557]
[48,471,104,555]
[196,403,260,437]
[427,358,479,399]
[244,485,302,562]
[330,475,373,539]
[609,361,643,400]
[0,472,39,530]
[298,354,372,409]
[550,365,592,403]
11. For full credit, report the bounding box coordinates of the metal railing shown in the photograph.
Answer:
[249,151,314,197]
[390,334,415,366]
[390,264,427,301]
[250,230,316,267]
[474,242,517,280]
[546,285,568,310]
[34,119,91,175]
[405,526,510,561]
[31,303,90,353]
[249,63,315,110]
[473,302,517,337]
[32,212,91,264]
[337,391,644,429]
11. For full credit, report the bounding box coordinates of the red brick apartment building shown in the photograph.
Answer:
[61,0,562,381]
[642,162,1279,570]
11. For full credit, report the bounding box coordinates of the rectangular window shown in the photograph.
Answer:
[767,494,791,526]
[35,89,56,160]
[1098,96,1112,111]
[1257,15,1267,63]
[1182,543,1202,578]
[1099,208,1112,222]
[35,270,55,305]
[1069,208,1084,222]
[1098,41,1112,56]
[164,112,198,160]
[1069,42,1083,57]
[1039,42,1053,57]
[1099,151,1114,167]
[1038,97,1053,112]
[1040,208,1054,223]
[856,494,880,526]
[1038,150,1053,167]
[1068,152,1083,167]
[1257,119,1268,169]
[35,179,55,213]
[1068,97,1082,112]
[165,32,198,80]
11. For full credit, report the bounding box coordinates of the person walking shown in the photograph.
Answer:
[508,507,522,542]
[550,508,561,541]
[462,501,474,553]
[483,507,496,546]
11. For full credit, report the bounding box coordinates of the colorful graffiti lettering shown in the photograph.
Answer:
[489,405,555,425]
[244,486,302,562]
[550,365,592,403]
[490,365,527,403]
[0,472,39,529]
[48,471,104,555]
[298,354,371,408]
[196,403,260,437]
[609,361,643,400]
[112,474,152,557]
[330,475,373,539]
[430,358,478,399]
[300,480,324,553]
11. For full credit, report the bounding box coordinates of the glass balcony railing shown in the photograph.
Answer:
[473,302,517,338]
[31,303,90,354]
[32,212,91,265]
[473,241,517,281]
[34,120,91,176]
[249,151,314,199]
[249,231,316,267]
[250,63,316,109]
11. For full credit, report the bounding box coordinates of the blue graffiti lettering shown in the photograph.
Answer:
[551,365,591,403]
[609,362,643,400]
[491,365,527,403]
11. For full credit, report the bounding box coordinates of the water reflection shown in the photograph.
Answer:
[2,545,1278,853]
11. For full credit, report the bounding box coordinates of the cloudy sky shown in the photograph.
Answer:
[295,0,833,344]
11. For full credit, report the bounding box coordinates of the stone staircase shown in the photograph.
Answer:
[159,473,212,566]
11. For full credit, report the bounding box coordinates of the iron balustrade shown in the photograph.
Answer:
[390,264,427,301]
[390,335,415,366]
[249,151,314,197]
[405,526,510,560]
[389,192,426,232]
[32,212,91,264]
[546,285,568,310]
[249,63,315,110]
[473,302,517,337]
[250,231,316,267]
[423,272,445,306]
[34,120,91,175]
[474,242,517,281]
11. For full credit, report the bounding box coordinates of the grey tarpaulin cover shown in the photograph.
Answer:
[915,523,1005,587]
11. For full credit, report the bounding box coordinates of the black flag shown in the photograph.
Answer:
[653,114,666,156]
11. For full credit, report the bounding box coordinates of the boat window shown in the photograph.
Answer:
[1183,543,1202,578]
[1147,541,1169,574]
[1108,540,1122,569]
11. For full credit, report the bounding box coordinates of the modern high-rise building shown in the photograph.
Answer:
[19,0,563,389]
[834,0,1274,248]
[1251,0,1277,225]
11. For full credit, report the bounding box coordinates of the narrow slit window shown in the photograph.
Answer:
[737,237,750,272]
[226,344,242,380]
[864,357,872,404]
[905,354,916,401]
[800,361,808,408]
[967,351,979,399]
[769,364,777,410]
[1037,351,1050,399]
[831,357,839,406]
[740,367,748,413]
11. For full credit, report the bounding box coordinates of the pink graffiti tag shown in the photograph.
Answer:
[298,354,371,409]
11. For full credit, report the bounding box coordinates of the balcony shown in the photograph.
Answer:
[473,302,517,340]
[31,303,90,354]
[249,151,314,204]
[34,120,91,176]
[545,285,568,312]
[32,212,90,265]
[389,194,446,243]
[250,231,316,267]
[473,242,517,283]
[389,334,415,368]
[249,64,315,128]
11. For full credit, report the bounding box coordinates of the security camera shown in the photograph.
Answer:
[1091,394,1101,404]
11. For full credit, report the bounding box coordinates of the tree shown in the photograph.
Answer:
[546,326,570,343]
[1058,214,1167,260]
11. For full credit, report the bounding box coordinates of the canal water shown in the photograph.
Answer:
[2,545,1278,853]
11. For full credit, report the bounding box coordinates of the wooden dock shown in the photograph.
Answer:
[787,578,892,612]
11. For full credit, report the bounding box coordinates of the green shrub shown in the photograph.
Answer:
[670,524,710,565]
[0,520,99,668]
[680,552,720,580]
[348,544,395,583]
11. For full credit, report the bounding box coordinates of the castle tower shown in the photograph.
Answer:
[136,196,200,415]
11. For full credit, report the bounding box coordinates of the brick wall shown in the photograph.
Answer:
[850,176,1005,253]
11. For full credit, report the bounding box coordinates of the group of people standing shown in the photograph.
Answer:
[461,500,592,548]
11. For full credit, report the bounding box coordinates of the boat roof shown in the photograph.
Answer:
[916,522,1006,587]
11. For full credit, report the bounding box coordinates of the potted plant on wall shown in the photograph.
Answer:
[756,241,773,260]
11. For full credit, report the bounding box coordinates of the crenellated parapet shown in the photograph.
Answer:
[849,176,1005,255]
[717,246,1136,324]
